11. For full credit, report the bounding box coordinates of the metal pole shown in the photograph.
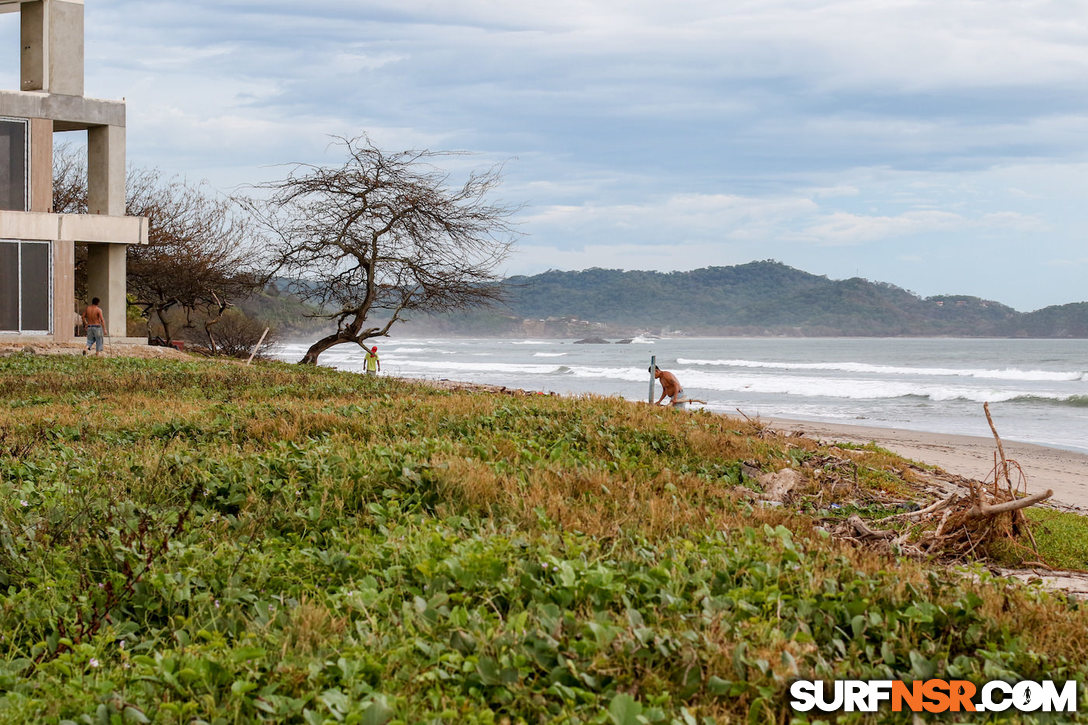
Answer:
[648,354,655,404]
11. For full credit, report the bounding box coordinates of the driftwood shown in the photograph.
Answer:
[968,488,1053,518]
[847,515,893,539]
[881,493,959,521]
[984,402,1015,494]
[828,405,1051,561]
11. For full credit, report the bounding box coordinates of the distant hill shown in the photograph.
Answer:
[401,260,1088,338]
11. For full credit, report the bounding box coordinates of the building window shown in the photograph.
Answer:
[0,119,29,212]
[0,240,52,334]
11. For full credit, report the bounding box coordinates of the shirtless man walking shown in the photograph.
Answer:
[650,364,689,409]
[82,297,107,356]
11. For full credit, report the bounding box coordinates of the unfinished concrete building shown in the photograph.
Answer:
[0,0,147,342]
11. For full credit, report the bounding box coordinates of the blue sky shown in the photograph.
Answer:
[4,0,1087,310]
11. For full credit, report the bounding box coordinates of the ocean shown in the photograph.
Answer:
[272,337,1088,455]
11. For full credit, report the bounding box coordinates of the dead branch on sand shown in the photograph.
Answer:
[828,404,1051,560]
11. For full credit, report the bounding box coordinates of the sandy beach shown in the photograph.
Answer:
[767,417,1088,511]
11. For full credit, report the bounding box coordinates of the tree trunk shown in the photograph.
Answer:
[300,332,358,365]
[205,325,218,355]
[203,296,229,355]
[156,305,174,343]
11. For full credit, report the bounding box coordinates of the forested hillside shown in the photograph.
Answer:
[254,261,1088,338]
[410,260,1083,337]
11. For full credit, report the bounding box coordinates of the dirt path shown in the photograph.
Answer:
[0,341,190,360]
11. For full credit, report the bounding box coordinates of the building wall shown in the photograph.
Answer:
[47,0,84,96]
[53,237,73,336]
[85,242,126,336]
[29,116,51,211]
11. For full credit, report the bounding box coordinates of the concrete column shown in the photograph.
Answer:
[87,125,125,216]
[20,0,85,96]
[29,118,53,212]
[20,1,46,92]
[48,0,84,96]
[86,242,126,336]
[53,238,75,339]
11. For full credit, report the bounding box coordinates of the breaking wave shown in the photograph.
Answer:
[676,358,1084,382]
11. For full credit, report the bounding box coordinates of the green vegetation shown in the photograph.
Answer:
[1020,509,1088,571]
[1,355,1087,723]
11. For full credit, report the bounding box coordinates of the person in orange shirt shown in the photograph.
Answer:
[82,297,106,356]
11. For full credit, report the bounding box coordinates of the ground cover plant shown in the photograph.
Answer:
[0,354,1086,723]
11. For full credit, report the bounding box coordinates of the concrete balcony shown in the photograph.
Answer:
[0,89,125,130]
[0,209,148,245]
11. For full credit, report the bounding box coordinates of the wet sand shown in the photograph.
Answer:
[766,418,1088,510]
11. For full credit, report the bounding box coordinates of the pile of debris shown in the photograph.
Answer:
[831,403,1052,561]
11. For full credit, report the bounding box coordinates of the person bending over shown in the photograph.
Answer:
[650,365,689,409]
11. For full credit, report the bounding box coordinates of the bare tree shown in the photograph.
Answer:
[52,142,87,214]
[197,309,277,358]
[53,144,266,346]
[246,135,517,365]
[126,169,264,346]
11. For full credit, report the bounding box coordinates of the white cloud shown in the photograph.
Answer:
[801,208,1049,246]
[521,192,820,246]
[810,185,860,198]
[1045,257,1088,267]
[503,241,749,276]
[802,210,964,245]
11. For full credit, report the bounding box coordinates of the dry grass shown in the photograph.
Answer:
[280,597,348,657]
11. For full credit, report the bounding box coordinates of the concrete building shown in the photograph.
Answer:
[0,0,147,343]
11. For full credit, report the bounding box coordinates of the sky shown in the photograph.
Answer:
[3,0,1088,311]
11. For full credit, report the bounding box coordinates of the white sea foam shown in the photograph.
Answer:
[676,358,1084,382]
[533,352,567,357]
[567,366,648,382]
[656,368,1066,404]
[279,349,1076,406]
[388,360,566,375]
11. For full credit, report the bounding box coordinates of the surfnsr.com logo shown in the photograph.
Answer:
[789,679,1077,714]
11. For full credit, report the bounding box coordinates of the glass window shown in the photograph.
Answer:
[0,119,29,212]
[0,240,52,333]
[20,242,50,331]
[0,242,17,331]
